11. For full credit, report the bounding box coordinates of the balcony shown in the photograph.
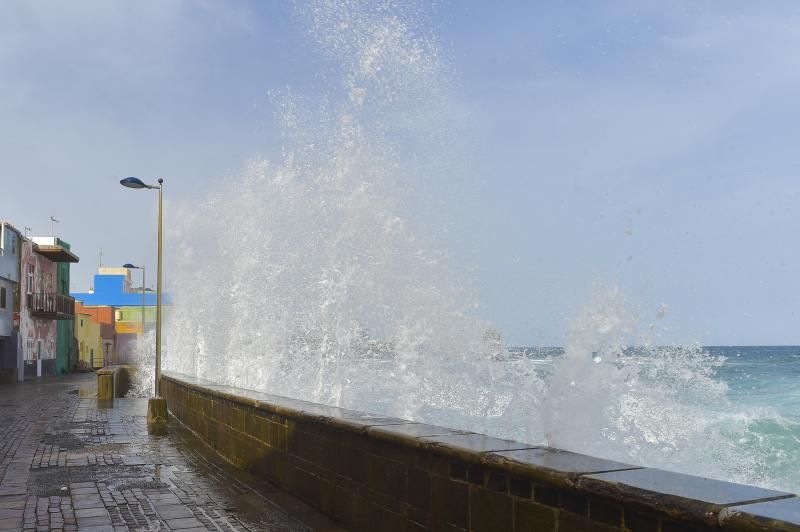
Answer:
[32,238,80,263]
[29,292,75,320]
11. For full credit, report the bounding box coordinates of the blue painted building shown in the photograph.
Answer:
[72,267,169,364]
[71,267,162,307]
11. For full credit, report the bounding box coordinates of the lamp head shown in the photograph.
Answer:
[123,263,139,269]
[120,177,150,189]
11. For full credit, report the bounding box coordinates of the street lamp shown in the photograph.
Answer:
[120,176,166,432]
[122,263,146,341]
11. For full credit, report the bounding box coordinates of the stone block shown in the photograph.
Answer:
[372,438,434,470]
[470,486,512,532]
[367,423,466,447]
[580,468,793,526]
[319,438,341,474]
[97,373,114,401]
[431,477,468,530]
[367,504,406,532]
[429,456,450,480]
[449,462,467,482]
[334,444,368,484]
[509,477,532,499]
[286,462,323,507]
[515,499,557,531]
[486,447,637,489]
[146,397,168,433]
[407,519,428,532]
[590,499,622,527]
[253,446,286,485]
[200,395,211,417]
[249,415,270,444]
[211,399,223,421]
[406,467,431,513]
[271,421,287,451]
[367,455,405,500]
[288,430,325,466]
[559,509,590,532]
[719,496,800,531]
[206,419,219,448]
[332,485,358,526]
[623,510,659,532]
[661,521,698,532]
[420,433,535,466]
[231,405,246,432]
[467,465,485,486]
[486,471,508,493]
[560,490,588,516]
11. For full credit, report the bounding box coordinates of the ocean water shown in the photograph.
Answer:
[709,346,800,492]
[503,345,800,494]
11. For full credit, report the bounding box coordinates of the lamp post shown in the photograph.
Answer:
[120,176,166,432]
[122,263,146,341]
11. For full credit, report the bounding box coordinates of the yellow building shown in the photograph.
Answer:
[75,310,102,369]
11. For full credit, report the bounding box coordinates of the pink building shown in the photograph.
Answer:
[18,238,78,378]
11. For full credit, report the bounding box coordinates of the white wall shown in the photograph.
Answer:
[0,278,14,337]
[0,224,20,284]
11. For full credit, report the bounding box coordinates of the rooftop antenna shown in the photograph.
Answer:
[50,216,59,237]
[99,247,104,268]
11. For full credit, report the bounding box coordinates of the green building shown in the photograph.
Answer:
[55,239,75,374]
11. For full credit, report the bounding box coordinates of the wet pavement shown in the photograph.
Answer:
[0,373,345,531]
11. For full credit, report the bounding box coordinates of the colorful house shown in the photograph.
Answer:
[73,301,115,369]
[20,237,79,378]
[72,267,166,364]
[0,227,80,381]
[75,306,102,370]
[0,223,22,382]
[27,237,77,374]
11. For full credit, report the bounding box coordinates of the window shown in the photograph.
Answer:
[80,318,84,327]
[0,287,5,310]
[25,338,34,361]
[26,264,33,294]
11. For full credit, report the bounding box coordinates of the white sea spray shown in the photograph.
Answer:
[159,0,794,493]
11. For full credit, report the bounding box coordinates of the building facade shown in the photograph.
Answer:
[74,301,115,369]
[0,223,22,382]
[20,237,79,378]
[54,239,74,374]
[75,306,102,370]
[72,267,164,365]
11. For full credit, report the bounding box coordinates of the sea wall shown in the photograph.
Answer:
[162,371,800,532]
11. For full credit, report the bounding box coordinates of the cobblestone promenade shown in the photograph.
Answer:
[0,373,344,532]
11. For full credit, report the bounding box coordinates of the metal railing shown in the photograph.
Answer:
[29,292,75,319]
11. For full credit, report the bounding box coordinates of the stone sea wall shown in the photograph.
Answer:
[161,372,800,531]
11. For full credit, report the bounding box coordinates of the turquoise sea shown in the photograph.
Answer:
[513,345,800,494]
[709,346,800,493]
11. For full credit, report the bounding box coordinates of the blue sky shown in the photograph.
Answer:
[1,1,799,345]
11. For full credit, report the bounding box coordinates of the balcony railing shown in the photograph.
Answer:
[29,292,75,320]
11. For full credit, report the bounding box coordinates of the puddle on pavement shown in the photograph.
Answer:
[78,387,95,398]
[40,432,86,450]
[29,464,164,496]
